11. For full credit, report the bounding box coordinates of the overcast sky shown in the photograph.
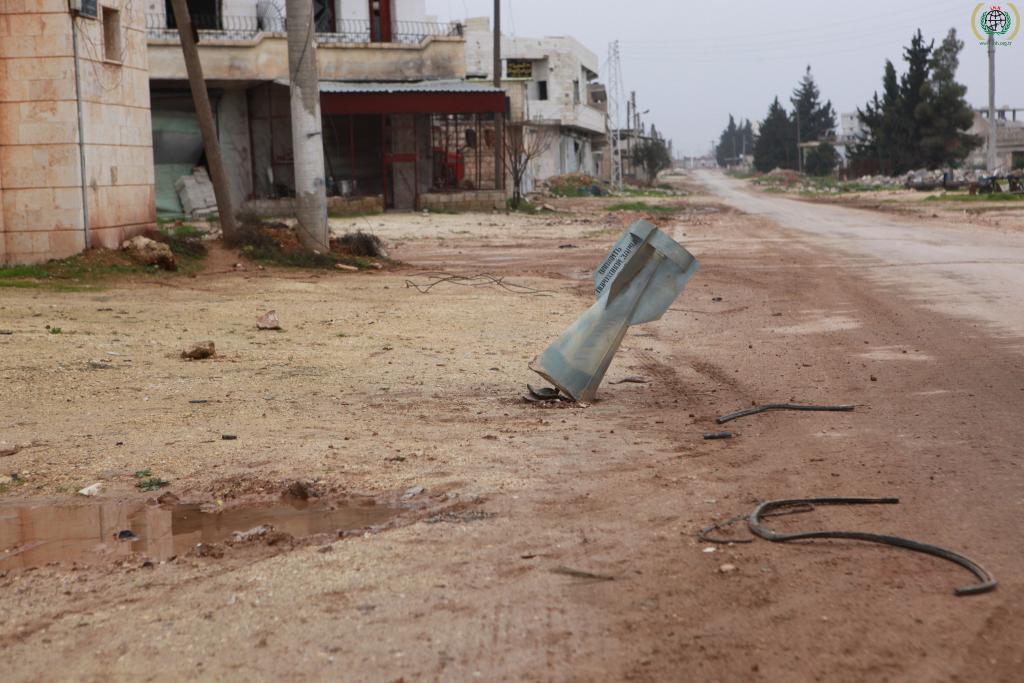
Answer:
[425,0,1024,155]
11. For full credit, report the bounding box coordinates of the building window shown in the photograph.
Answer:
[102,7,122,62]
[572,80,580,105]
[537,81,548,101]
[165,0,222,31]
[506,59,533,79]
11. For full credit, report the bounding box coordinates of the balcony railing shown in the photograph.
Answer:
[146,14,464,44]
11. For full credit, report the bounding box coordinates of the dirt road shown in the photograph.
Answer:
[2,176,1022,681]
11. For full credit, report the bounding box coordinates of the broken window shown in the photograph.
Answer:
[369,0,393,42]
[165,0,222,30]
[102,7,122,62]
[537,81,548,101]
[313,0,335,32]
[506,60,533,79]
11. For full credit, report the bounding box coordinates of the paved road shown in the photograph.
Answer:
[698,171,1024,343]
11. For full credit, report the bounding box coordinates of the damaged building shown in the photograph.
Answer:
[463,17,607,190]
[1,1,156,265]
[146,0,507,215]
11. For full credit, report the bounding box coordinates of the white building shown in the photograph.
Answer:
[463,17,607,189]
[966,108,1024,172]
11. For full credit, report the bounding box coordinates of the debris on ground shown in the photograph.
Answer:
[718,563,738,574]
[402,485,426,500]
[531,220,699,402]
[232,525,272,543]
[334,263,359,272]
[78,482,104,497]
[175,167,218,218]
[405,273,554,296]
[331,231,388,259]
[283,480,315,500]
[609,376,649,385]
[728,497,997,596]
[181,341,216,360]
[122,235,177,271]
[550,566,616,581]
[716,402,855,424]
[257,310,282,331]
[703,431,734,440]
[558,243,578,249]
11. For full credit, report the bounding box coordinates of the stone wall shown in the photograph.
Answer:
[0,0,155,264]
[242,195,385,217]
[418,191,505,212]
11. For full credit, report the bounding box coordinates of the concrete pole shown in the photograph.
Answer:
[169,0,238,243]
[987,31,997,173]
[493,0,504,192]
[286,0,329,250]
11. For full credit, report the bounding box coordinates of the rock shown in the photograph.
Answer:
[181,341,216,360]
[283,480,313,500]
[335,263,359,272]
[402,485,426,500]
[256,311,282,331]
[232,525,271,542]
[122,236,177,271]
[156,491,180,506]
[719,563,738,574]
[78,482,104,497]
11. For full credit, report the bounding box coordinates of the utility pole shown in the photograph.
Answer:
[606,41,623,190]
[493,0,504,192]
[795,109,803,174]
[286,0,328,250]
[987,31,997,173]
[169,0,238,242]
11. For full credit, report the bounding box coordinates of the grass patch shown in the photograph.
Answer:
[0,251,150,291]
[619,187,678,198]
[606,201,682,213]
[135,468,169,492]
[925,192,1024,202]
[507,198,540,213]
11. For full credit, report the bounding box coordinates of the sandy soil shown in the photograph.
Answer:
[1,175,1021,681]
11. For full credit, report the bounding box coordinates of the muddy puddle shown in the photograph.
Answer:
[0,497,401,571]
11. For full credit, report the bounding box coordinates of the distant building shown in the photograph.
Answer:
[1,1,156,265]
[966,108,1024,171]
[146,0,507,214]
[463,17,607,189]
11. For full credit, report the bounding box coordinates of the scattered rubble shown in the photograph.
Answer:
[257,310,282,330]
[122,235,177,271]
[78,482,103,497]
[181,341,216,360]
[175,167,218,217]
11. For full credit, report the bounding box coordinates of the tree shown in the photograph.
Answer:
[804,142,838,176]
[916,29,979,168]
[504,123,556,209]
[716,115,738,167]
[716,115,756,167]
[632,133,672,186]
[753,97,796,172]
[854,29,977,174]
[790,66,836,143]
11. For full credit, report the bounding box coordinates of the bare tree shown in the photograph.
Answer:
[504,123,555,209]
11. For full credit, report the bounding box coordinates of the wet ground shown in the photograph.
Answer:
[1,494,402,571]
[1,174,1022,681]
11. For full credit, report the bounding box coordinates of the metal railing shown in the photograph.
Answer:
[146,14,463,44]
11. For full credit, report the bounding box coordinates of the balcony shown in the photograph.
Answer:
[145,14,463,45]
[146,14,467,83]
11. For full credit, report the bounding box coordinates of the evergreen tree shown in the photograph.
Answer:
[790,66,837,143]
[753,98,796,172]
[915,29,979,168]
[805,142,839,176]
[854,29,977,174]
[716,115,739,166]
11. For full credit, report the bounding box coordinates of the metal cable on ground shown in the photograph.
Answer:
[404,273,555,296]
[698,504,815,544]
[748,497,997,597]
[716,403,856,424]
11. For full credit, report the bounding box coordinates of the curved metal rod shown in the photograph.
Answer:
[716,403,855,424]
[748,497,997,596]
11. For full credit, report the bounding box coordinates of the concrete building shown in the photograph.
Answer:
[1,1,156,265]
[146,0,506,214]
[966,108,1024,171]
[463,17,606,190]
